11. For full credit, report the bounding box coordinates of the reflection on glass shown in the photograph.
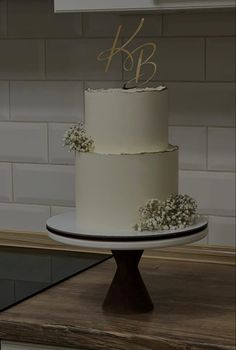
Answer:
[0,247,109,311]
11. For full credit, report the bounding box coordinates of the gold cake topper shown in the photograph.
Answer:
[97,18,157,87]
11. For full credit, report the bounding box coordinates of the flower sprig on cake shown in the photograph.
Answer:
[135,194,198,232]
[63,122,94,152]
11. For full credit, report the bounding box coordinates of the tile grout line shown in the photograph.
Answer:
[0,121,234,128]
[0,160,234,173]
[0,161,75,167]
[0,199,233,219]
[121,37,124,83]
[11,162,14,202]
[82,80,85,122]
[168,125,235,129]
[0,79,235,83]
[206,126,209,170]
[81,13,85,37]
[0,200,76,207]
[8,80,11,120]
[161,13,164,37]
[204,37,207,81]
[44,39,47,80]
[0,120,77,125]
[46,122,50,163]
[5,0,8,38]
[0,35,235,40]
[0,200,57,210]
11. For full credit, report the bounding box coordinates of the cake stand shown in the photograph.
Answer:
[46,211,208,314]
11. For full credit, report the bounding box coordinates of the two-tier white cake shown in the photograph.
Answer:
[75,86,179,234]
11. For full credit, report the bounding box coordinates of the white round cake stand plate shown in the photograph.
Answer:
[46,210,208,250]
[46,211,208,314]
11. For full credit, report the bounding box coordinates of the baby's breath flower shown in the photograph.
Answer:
[63,122,94,153]
[135,194,198,232]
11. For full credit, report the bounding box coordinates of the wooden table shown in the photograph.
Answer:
[0,256,235,350]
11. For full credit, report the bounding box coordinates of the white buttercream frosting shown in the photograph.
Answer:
[75,86,179,234]
[85,86,169,154]
[76,148,178,234]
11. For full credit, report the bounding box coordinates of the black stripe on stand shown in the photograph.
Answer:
[46,223,208,243]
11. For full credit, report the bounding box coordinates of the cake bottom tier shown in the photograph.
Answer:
[75,146,178,234]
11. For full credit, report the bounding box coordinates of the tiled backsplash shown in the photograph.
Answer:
[0,0,235,246]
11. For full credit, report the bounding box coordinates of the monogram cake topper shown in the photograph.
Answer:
[97,18,157,87]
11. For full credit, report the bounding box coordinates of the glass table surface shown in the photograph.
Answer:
[0,246,110,312]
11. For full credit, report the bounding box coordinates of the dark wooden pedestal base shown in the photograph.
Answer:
[103,250,154,314]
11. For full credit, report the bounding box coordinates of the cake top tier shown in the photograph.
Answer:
[85,85,169,154]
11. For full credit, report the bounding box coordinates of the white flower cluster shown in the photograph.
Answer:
[135,194,198,232]
[63,122,94,152]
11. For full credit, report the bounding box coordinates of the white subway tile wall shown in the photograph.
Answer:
[46,39,122,80]
[208,216,235,246]
[0,0,7,38]
[0,163,12,202]
[208,128,235,171]
[167,82,235,127]
[51,206,75,216]
[85,80,123,89]
[0,203,50,232]
[124,38,205,81]
[10,81,84,122]
[169,126,207,170]
[84,13,162,37]
[0,122,48,162]
[0,82,9,120]
[7,0,82,38]
[0,2,235,246]
[0,40,45,80]
[13,164,75,206]
[48,123,75,164]
[163,12,235,37]
[179,171,235,217]
[206,37,235,81]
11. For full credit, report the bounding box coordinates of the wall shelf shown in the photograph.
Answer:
[54,0,235,13]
